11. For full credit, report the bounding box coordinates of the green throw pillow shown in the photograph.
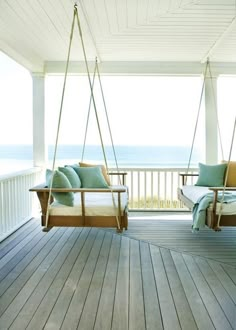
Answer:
[58,166,81,188]
[65,164,81,177]
[76,166,109,188]
[195,163,227,187]
[46,169,74,206]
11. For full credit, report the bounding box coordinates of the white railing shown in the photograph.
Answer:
[0,167,43,242]
[110,167,198,210]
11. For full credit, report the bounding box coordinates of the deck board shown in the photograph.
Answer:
[0,221,41,270]
[31,227,91,330]
[140,242,163,330]
[150,245,181,329]
[0,227,63,311]
[160,248,197,329]
[195,257,236,327]
[0,218,235,329]
[208,261,236,305]
[27,227,95,329]
[0,218,39,254]
[0,226,44,283]
[112,236,129,330]
[118,217,236,267]
[129,239,145,330]
[0,228,75,328]
[77,232,113,330]
[94,234,121,330]
[182,254,232,329]
[9,228,82,330]
[170,250,215,329]
[61,230,106,330]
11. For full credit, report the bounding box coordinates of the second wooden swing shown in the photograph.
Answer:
[178,60,236,231]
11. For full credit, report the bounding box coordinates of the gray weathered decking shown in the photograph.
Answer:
[121,213,236,267]
[0,217,236,329]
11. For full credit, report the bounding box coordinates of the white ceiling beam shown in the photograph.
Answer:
[45,60,236,76]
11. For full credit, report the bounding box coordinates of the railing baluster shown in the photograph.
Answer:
[144,171,147,209]
[159,172,161,208]
[164,171,167,208]
[137,170,140,208]
[171,171,174,208]
[151,171,154,208]
[110,167,197,210]
[130,170,134,208]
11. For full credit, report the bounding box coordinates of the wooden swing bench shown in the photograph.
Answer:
[178,162,236,230]
[28,6,130,233]
[30,171,129,232]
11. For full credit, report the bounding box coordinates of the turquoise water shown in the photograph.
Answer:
[0,144,202,169]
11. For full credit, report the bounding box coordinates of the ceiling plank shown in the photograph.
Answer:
[1,0,236,71]
[201,15,236,62]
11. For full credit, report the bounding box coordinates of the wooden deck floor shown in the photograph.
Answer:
[0,218,236,329]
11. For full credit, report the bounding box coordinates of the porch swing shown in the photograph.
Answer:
[30,4,129,232]
[178,60,236,231]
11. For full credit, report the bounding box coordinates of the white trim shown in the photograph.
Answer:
[45,61,236,76]
[205,77,218,164]
[32,74,47,167]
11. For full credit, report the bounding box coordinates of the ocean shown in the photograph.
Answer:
[0,144,201,173]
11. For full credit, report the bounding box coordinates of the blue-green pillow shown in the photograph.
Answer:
[76,166,109,188]
[46,169,74,206]
[58,166,81,188]
[66,164,82,178]
[195,163,227,187]
[66,163,80,174]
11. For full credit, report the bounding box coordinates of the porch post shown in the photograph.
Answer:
[204,75,218,164]
[32,73,47,167]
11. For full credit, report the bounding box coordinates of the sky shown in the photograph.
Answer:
[0,51,235,157]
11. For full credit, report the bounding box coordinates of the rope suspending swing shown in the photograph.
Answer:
[185,59,225,181]
[44,7,77,231]
[185,60,209,183]
[45,4,122,231]
[216,116,236,230]
[81,57,122,186]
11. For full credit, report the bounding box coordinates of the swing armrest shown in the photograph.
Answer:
[209,187,236,192]
[29,185,127,193]
[179,173,199,186]
[207,187,236,217]
[108,172,127,185]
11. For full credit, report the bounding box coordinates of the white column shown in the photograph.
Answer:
[204,75,218,164]
[32,73,47,167]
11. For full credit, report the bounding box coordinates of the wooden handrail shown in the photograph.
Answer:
[108,172,127,185]
[209,187,236,216]
[209,187,236,191]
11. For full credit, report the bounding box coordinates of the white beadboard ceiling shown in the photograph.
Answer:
[1,0,236,73]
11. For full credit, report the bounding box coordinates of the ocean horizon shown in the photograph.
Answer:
[0,144,202,171]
